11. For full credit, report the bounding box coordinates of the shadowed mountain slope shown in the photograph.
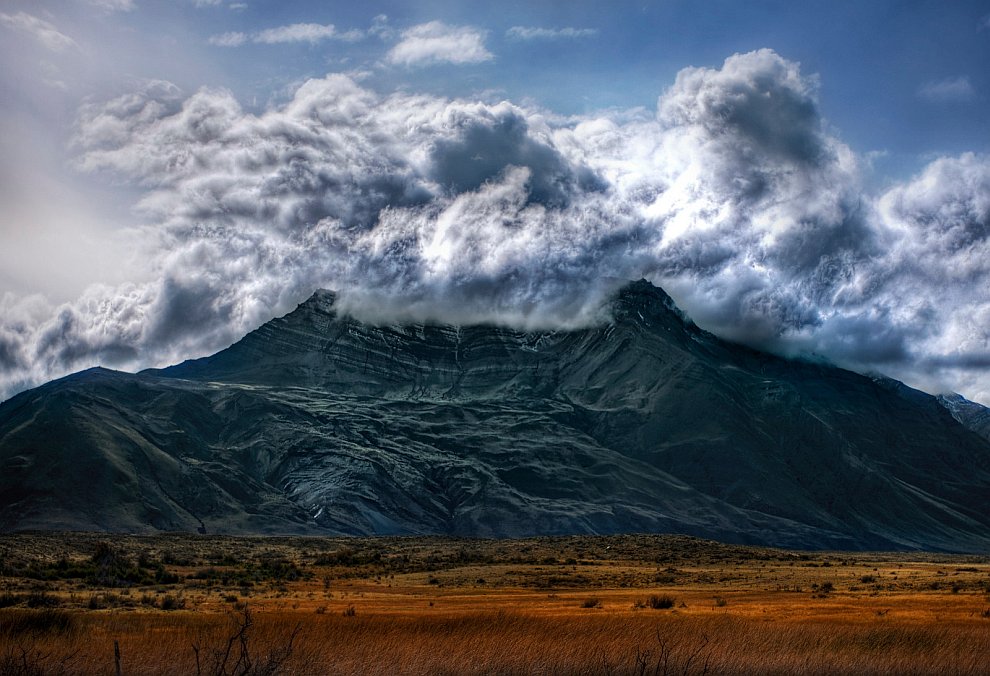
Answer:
[1,280,989,551]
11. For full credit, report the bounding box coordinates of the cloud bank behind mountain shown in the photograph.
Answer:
[2,49,989,403]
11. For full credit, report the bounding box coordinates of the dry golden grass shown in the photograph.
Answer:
[1,533,988,674]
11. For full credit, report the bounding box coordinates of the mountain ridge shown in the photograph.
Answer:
[2,280,989,552]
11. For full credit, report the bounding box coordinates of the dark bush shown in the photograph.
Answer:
[25,592,60,609]
[155,564,180,584]
[90,542,150,586]
[648,594,676,609]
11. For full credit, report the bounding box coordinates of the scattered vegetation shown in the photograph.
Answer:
[0,532,987,673]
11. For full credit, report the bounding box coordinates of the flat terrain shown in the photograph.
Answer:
[1,533,988,674]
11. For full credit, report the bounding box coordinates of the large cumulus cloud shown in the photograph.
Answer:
[2,49,990,404]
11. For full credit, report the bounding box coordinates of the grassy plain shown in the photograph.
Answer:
[1,532,988,674]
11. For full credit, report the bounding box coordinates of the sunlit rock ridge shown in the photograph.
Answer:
[1,280,989,552]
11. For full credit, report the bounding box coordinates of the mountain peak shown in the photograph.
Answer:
[612,279,687,323]
[297,279,685,330]
[298,288,338,314]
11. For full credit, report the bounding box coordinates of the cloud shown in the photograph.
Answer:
[918,76,975,102]
[0,12,77,52]
[3,50,990,407]
[386,21,492,67]
[210,22,359,47]
[505,26,598,40]
[369,14,394,40]
[209,31,247,47]
[875,152,990,379]
[83,0,136,11]
[255,23,338,45]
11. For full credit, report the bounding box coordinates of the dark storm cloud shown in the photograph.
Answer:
[925,353,990,369]
[3,49,990,403]
[0,334,24,372]
[658,49,827,167]
[429,105,604,207]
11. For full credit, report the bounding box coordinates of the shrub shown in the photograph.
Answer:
[88,592,130,610]
[1,609,75,636]
[90,541,149,587]
[191,606,301,676]
[154,564,180,584]
[648,594,676,609]
[632,629,712,675]
[160,594,185,611]
[581,597,602,609]
[25,592,60,609]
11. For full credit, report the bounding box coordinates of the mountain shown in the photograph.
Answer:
[937,393,990,442]
[1,280,989,551]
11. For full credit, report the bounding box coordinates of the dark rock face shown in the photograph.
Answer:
[2,280,989,551]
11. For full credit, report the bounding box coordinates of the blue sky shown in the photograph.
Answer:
[33,2,990,164]
[7,2,990,167]
[1,0,990,404]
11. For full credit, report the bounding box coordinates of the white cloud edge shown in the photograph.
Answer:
[505,26,598,40]
[0,11,77,52]
[210,22,361,46]
[385,21,492,67]
[918,75,975,102]
[84,0,136,11]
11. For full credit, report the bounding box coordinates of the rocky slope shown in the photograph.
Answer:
[938,393,990,442]
[1,280,989,551]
